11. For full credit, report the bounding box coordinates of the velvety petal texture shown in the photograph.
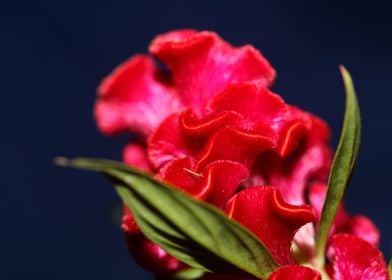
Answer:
[159,158,249,208]
[225,187,317,265]
[95,55,181,137]
[268,265,321,280]
[329,234,389,280]
[95,29,382,278]
[149,30,275,114]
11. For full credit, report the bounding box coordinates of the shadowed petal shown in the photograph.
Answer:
[126,233,183,275]
[225,187,317,265]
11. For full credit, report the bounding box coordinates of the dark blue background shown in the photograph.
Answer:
[2,0,391,279]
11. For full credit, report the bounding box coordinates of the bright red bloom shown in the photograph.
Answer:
[268,265,321,280]
[95,29,385,278]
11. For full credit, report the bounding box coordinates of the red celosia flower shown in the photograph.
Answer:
[95,29,386,278]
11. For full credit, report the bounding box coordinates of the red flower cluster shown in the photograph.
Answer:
[95,30,389,279]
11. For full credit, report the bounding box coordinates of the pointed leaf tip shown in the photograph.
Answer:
[315,67,361,268]
[54,156,71,167]
[339,64,348,74]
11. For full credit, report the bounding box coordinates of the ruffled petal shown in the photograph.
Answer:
[268,265,321,280]
[225,187,317,265]
[159,158,249,209]
[148,113,194,169]
[329,234,389,280]
[210,83,309,159]
[209,83,286,127]
[95,55,181,137]
[250,110,332,204]
[195,127,277,171]
[276,120,307,158]
[158,157,199,194]
[200,161,249,208]
[149,30,275,114]
[179,109,243,138]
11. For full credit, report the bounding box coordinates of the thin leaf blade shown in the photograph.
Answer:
[315,66,361,266]
[173,268,205,280]
[58,157,279,279]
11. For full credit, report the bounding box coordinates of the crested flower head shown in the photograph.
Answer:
[95,29,387,279]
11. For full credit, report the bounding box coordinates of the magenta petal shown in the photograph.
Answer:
[95,55,181,137]
[345,215,380,246]
[123,142,152,171]
[195,127,276,170]
[225,187,317,265]
[268,265,321,280]
[329,234,389,280]
[179,109,243,138]
[149,30,275,114]
[201,160,249,208]
[148,113,193,169]
[159,158,249,209]
[209,83,286,126]
[248,107,332,205]
[308,183,349,229]
[122,206,139,234]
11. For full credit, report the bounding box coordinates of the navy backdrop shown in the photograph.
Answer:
[1,0,391,279]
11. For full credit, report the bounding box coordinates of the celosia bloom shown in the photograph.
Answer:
[95,30,389,279]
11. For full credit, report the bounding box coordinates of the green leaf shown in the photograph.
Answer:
[315,66,361,267]
[388,257,392,279]
[56,157,279,279]
[173,268,205,280]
